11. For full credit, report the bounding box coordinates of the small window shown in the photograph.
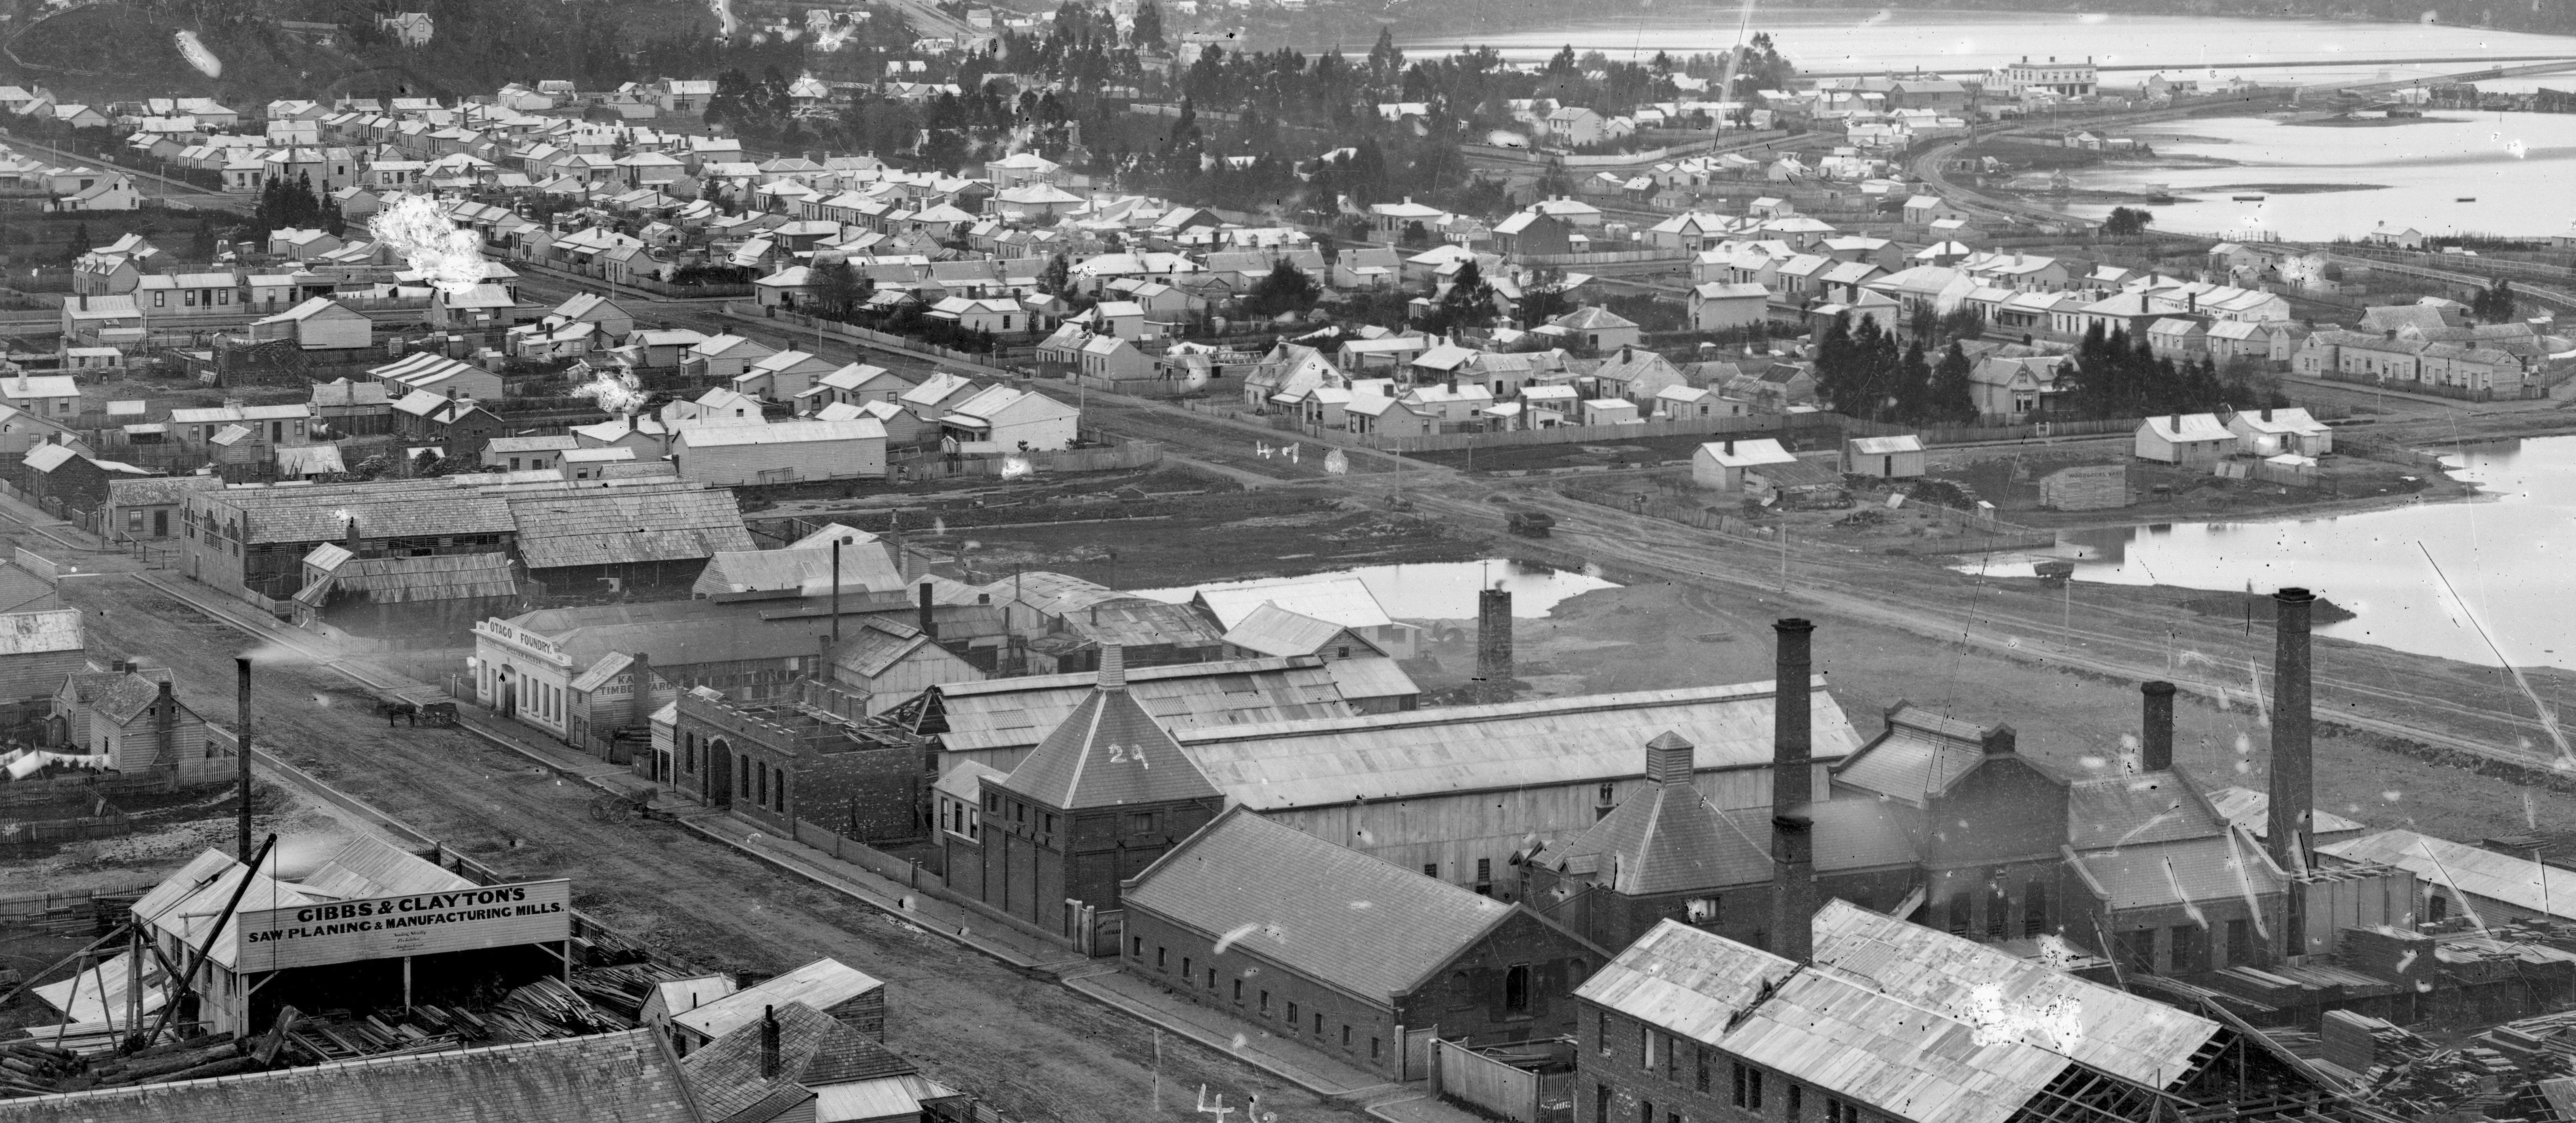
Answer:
[1371,1037,1380,1059]
[1789,1086,1804,1122]
[1423,863,1440,878]
[1233,979,1244,1003]
[1155,946,1167,970]
[1182,957,1192,978]
[1130,937,1142,959]
[1342,1025,1352,1048]
[1286,1001,1299,1029]
[1504,964,1530,1013]
[1314,1012,1324,1036]
[1259,990,1271,1016]
[1696,1047,1709,1093]
[1599,1011,1612,1055]
[1044,813,1056,833]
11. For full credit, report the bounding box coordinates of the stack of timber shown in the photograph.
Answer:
[0,1033,256,1098]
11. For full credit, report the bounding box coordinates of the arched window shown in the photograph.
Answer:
[1504,964,1531,1012]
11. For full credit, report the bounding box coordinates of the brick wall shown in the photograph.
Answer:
[1120,906,1403,1075]
[1578,1000,1837,1123]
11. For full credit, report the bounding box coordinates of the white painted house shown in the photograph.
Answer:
[1691,437,1799,491]
[2133,413,2236,466]
[937,386,1079,451]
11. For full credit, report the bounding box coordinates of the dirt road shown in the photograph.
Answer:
[39,572,1360,1123]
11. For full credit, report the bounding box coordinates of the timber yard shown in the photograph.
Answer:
[7,4,2576,1123]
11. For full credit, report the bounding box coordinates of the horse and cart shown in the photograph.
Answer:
[372,687,458,728]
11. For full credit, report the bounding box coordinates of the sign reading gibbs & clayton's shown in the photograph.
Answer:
[234,880,573,970]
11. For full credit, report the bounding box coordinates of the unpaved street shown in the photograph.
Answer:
[41,570,1359,1123]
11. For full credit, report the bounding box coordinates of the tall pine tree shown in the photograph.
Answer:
[1893,340,1933,422]
[1931,342,1978,423]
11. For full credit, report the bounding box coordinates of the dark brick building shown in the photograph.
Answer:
[1122,807,1608,1078]
[943,646,1226,950]
[671,679,929,842]
[1522,731,1924,955]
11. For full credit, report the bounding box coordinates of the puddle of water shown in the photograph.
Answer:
[1135,559,1619,620]
[1955,435,2576,670]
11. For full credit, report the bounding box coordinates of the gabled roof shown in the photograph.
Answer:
[998,650,1223,810]
[1576,919,1799,1039]
[1810,899,2224,1091]
[1175,680,1860,811]
[1220,601,1383,659]
[2322,829,2576,922]
[682,1000,917,1123]
[2140,413,2233,444]
[1126,807,1589,1001]
[922,655,1353,755]
[2071,832,2285,912]
[1191,576,1392,632]
[1834,702,1995,805]
[671,957,887,1043]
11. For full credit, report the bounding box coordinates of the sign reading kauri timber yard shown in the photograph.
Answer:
[234,880,573,970]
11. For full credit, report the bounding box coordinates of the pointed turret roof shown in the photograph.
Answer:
[999,646,1221,810]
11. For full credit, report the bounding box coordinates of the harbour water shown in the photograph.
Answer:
[1394,8,2576,88]
[2052,111,2576,243]
[1969,435,2576,671]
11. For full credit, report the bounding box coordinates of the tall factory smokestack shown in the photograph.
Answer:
[236,657,254,862]
[1474,587,1513,705]
[2268,589,2315,877]
[1771,619,1816,964]
[2140,681,2176,773]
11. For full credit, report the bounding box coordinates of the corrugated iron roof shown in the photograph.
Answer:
[2067,771,2230,849]
[1319,656,1419,703]
[1192,576,1394,631]
[929,657,1353,755]
[692,539,904,597]
[1575,920,1798,1040]
[672,958,885,1041]
[293,833,478,901]
[1811,899,2220,1090]
[2202,785,2368,842]
[1722,965,2071,1123]
[1835,704,1992,806]
[2321,829,2576,922]
[1221,602,1375,659]
[2072,833,2285,912]
[505,484,754,570]
[1125,807,1536,1000]
[0,608,84,656]
[1058,597,1225,650]
[682,999,911,1122]
[999,673,1222,809]
[1174,681,1859,811]
[0,1029,699,1123]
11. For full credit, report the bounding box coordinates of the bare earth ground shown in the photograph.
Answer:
[0,566,1363,1123]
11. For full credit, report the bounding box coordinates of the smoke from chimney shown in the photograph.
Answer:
[1771,619,1816,964]
[2140,681,2176,773]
